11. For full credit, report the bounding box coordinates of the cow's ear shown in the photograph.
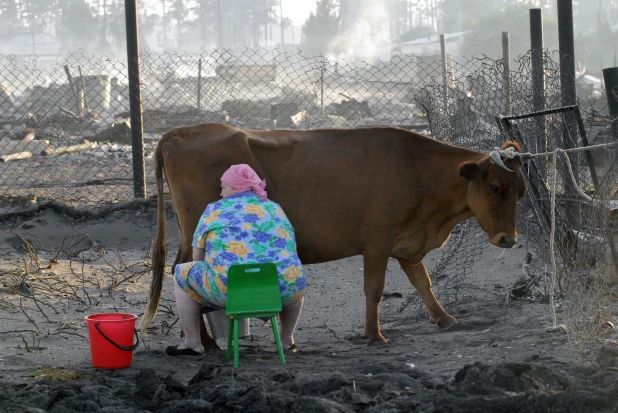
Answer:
[501,140,522,153]
[459,161,480,180]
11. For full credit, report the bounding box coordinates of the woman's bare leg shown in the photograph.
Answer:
[278,297,304,350]
[174,281,204,354]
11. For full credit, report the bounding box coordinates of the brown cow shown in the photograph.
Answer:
[139,123,526,344]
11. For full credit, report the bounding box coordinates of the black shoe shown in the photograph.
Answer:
[164,345,205,358]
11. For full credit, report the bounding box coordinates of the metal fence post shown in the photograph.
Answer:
[125,0,146,199]
[602,67,618,139]
[557,0,580,230]
[530,8,546,153]
[502,31,512,115]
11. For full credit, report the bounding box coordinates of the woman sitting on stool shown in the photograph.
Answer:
[166,164,306,356]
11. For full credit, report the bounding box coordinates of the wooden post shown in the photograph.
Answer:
[440,34,448,112]
[320,69,324,115]
[502,31,512,115]
[197,58,202,111]
[78,65,90,113]
[64,65,83,115]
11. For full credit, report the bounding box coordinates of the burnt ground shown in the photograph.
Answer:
[1,200,617,412]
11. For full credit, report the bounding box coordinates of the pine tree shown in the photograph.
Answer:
[0,0,19,36]
[302,0,340,54]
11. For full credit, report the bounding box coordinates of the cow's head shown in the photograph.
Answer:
[459,141,526,248]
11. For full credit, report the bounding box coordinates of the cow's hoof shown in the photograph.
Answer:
[367,336,389,346]
[439,320,463,331]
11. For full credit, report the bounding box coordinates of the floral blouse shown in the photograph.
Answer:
[187,191,306,305]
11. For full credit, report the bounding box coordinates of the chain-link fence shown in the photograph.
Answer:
[2,47,617,361]
[0,48,611,201]
[411,50,618,360]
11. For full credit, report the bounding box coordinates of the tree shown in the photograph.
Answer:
[169,0,188,49]
[56,0,98,51]
[0,0,20,36]
[387,0,412,37]
[441,0,504,32]
[458,3,559,60]
[577,22,618,74]
[302,0,340,55]
[105,0,126,53]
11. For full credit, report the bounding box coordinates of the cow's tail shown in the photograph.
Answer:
[137,144,167,337]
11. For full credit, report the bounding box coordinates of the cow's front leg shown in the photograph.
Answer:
[398,259,457,328]
[362,252,390,344]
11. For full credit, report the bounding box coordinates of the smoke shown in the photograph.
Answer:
[327,1,390,60]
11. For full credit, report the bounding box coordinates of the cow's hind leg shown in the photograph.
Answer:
[398,259,458,328]
[362,251,390,344]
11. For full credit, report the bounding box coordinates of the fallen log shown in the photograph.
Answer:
[60,106,81,118]
[0,151,32,162]
[22,132,35,141]
[0,138,49,154]
[42,141,95,156]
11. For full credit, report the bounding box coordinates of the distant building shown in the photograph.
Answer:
[0,32,63,62]
[392,31,468,57]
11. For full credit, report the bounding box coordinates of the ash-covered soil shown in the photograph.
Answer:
[2,349,618,413]
[1,200,617,412]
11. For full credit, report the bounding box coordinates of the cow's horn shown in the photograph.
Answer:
[489,150,515,173]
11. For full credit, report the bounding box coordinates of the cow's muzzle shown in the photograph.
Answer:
[493,233,517,248]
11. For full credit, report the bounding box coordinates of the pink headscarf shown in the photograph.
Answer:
[220,164,268,201]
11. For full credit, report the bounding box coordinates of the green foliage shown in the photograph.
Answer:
[302,0,340,55]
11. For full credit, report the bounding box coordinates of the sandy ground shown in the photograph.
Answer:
[1,199,617,412]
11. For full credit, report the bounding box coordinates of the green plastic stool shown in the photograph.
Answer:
[224,263,285,368]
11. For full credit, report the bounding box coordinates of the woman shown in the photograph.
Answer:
[165,164,306,356]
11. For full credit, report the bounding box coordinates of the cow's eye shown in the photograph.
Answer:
[489,184,500,195]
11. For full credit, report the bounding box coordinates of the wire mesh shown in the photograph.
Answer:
[3,48,606,202]
[480,53,618,362]
[554,145,618,362]
[2,47,617,361]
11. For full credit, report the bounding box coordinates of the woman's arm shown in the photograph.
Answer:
[193,247,205,261]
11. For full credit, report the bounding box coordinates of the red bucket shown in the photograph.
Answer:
[84,313,139,369]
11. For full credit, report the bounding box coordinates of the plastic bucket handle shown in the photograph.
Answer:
[94,322,139,351]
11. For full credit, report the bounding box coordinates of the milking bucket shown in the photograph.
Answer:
[84,313,139,369]
[205,310,249,340]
